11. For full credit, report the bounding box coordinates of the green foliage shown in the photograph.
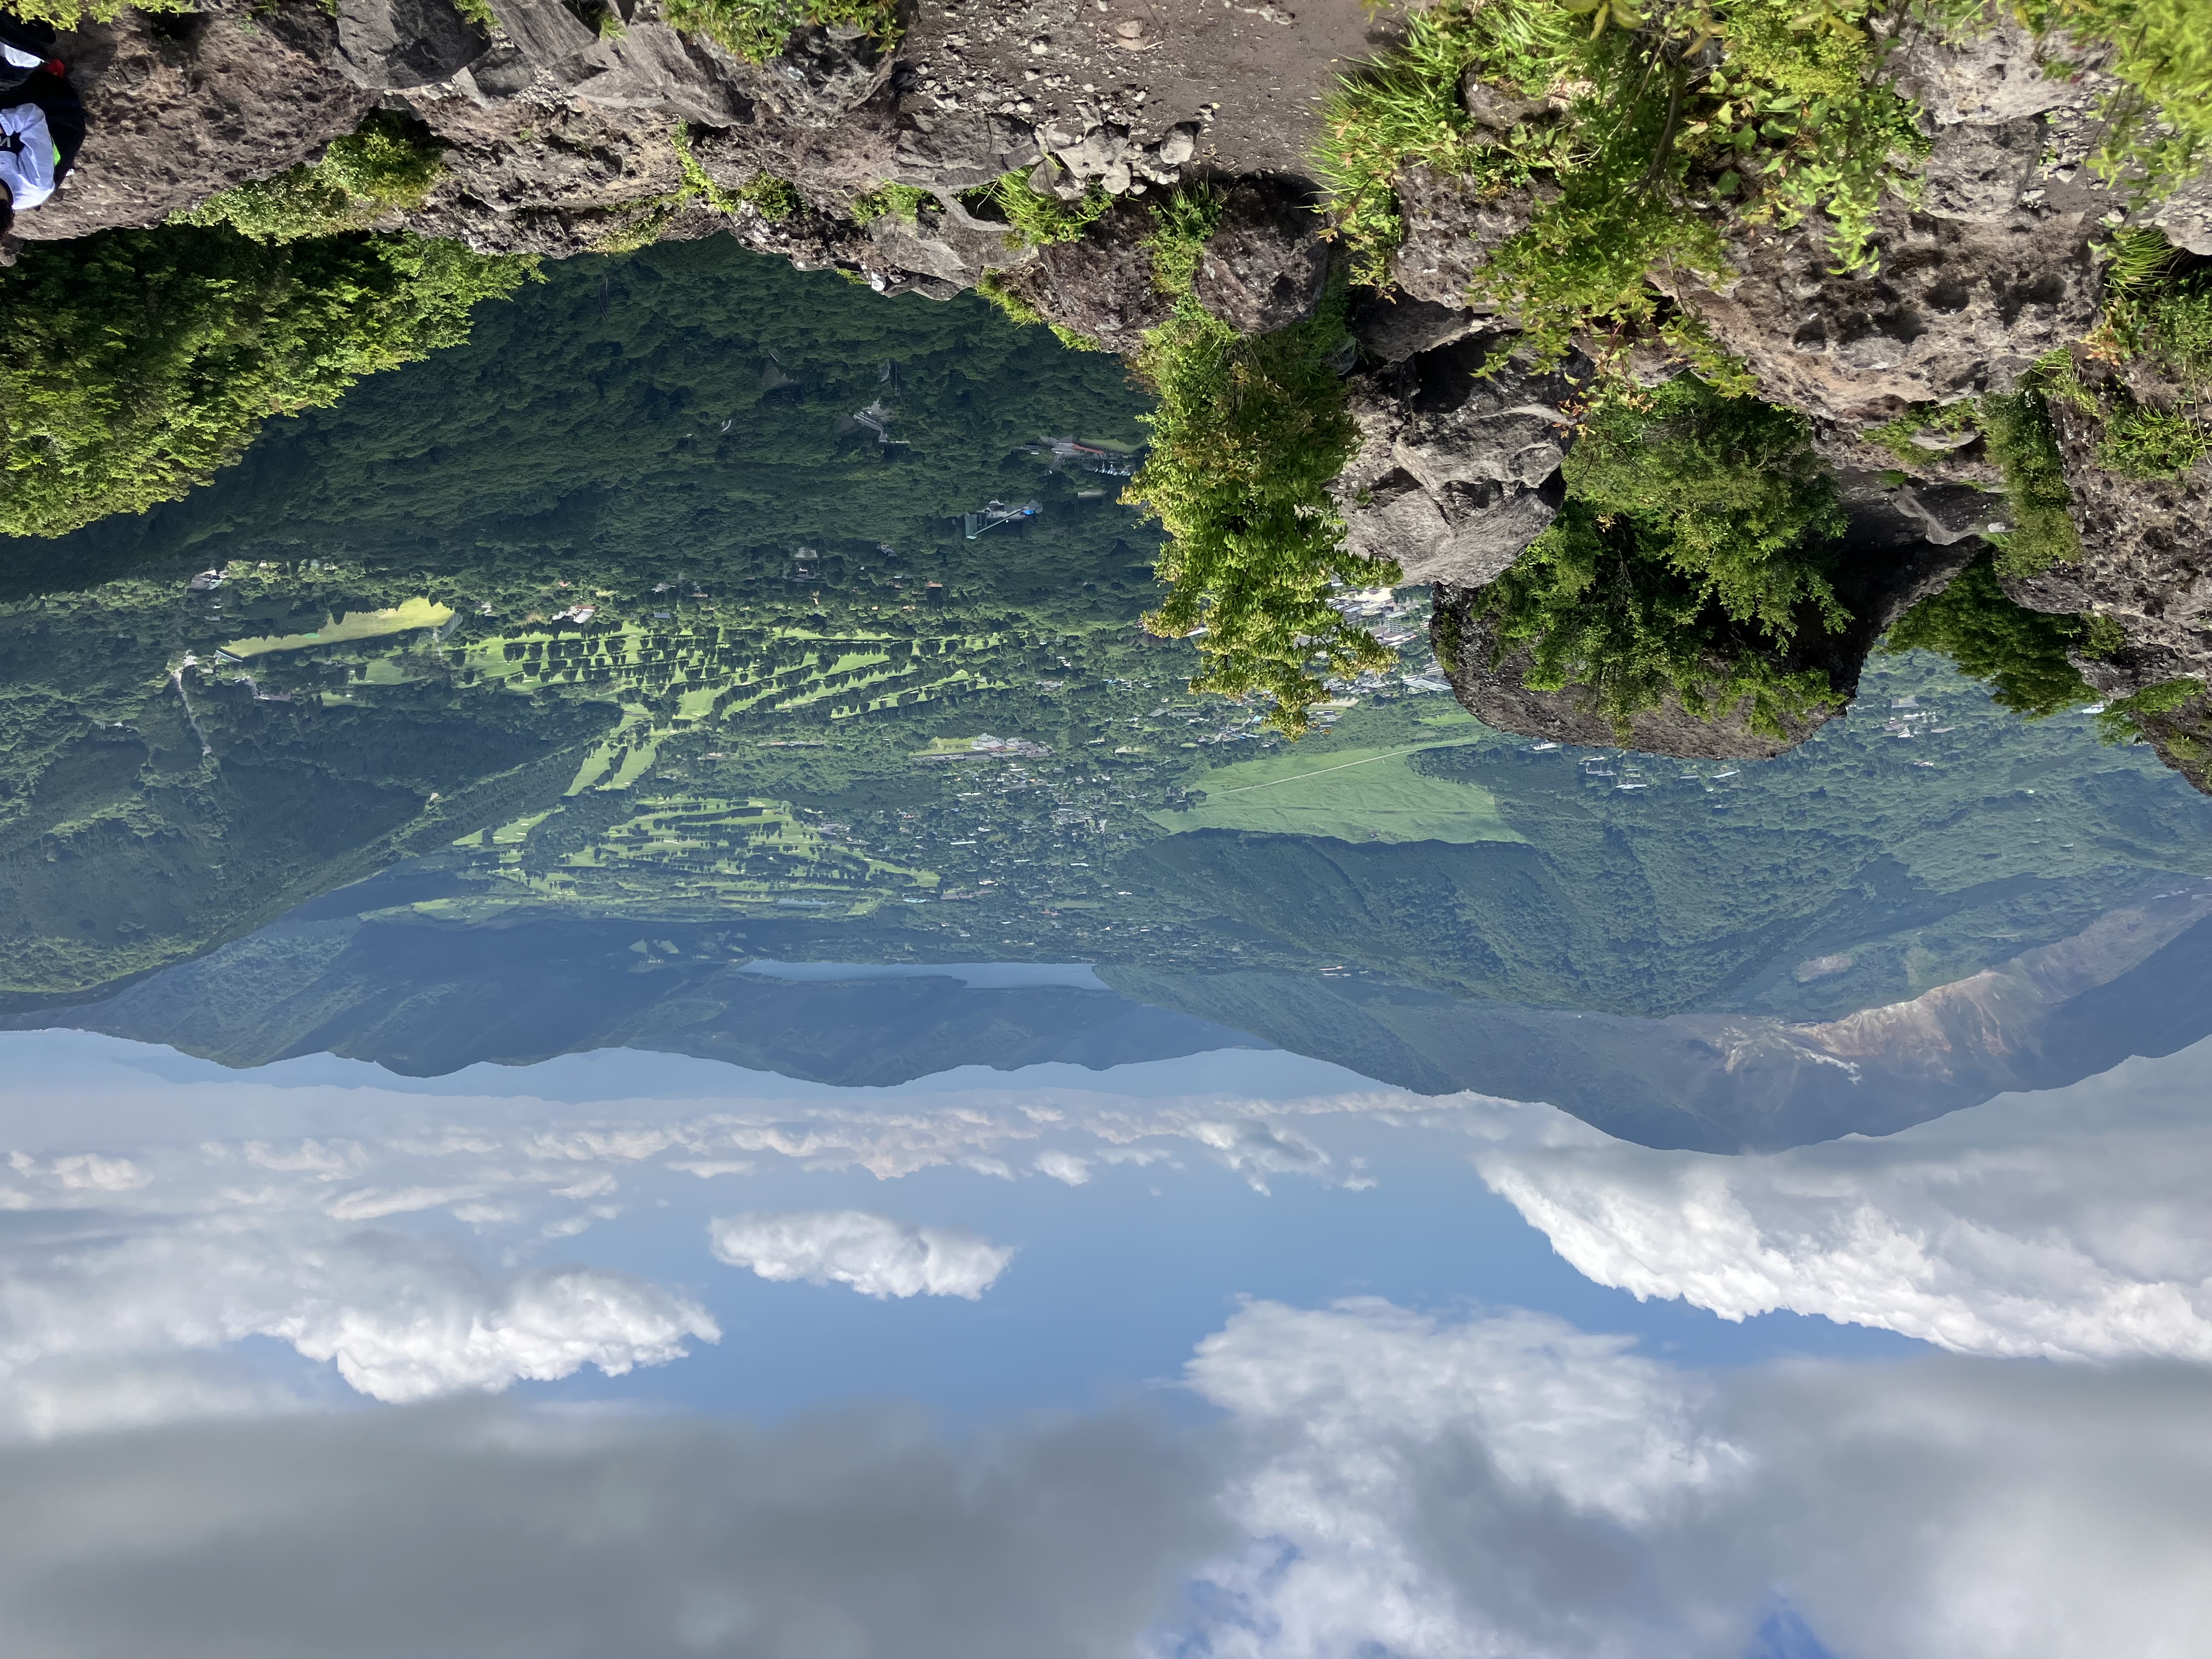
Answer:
[668,126,803,221]
[2017,0,2212,197]
[1479,373,1848,738]
[0,0,189,24]
[452,0,495,25]
[1317,0,1926,349]
[174,113,446,243]
[2096,398,2209,477]
[0,226,537,540]
[1125,291,1386,737]
[965,171,1111,246]
[1560,375,1846,635]
[1979,388,2083,577]
[1314,0,1579,285]
[1141,184,1227,296]
[1882,552,2098,718]
[659,0,898,63]
[2097,675,2208,743]
[851,183,934,225]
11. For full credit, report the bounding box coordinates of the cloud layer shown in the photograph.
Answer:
[1173,1297,2212,1659]
[710,1210,1015,1299]
[1468,1047,2212,1361]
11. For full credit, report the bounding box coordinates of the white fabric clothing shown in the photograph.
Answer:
[0,43,42,70]
[0,102,54,211]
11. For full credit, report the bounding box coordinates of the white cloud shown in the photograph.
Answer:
[1470,1047,2212,1362]
[0,1227,718,1421]
[1188,1120,1332,1193]
[1173,1297,2212,1659]
[1036,1150,1093,1186]
[709,1210,1015,1299]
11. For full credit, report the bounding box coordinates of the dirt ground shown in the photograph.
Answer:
[900,0,1406,177]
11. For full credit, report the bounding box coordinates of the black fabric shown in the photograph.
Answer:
[0,16,55,92]
[0,71,83,182]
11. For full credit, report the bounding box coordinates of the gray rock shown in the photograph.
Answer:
[1892,481,2009,544]
[1458,70,1543,132]
[763,23,893,127]
[487,0,596,68]
[866,196,1022,290]
[1157,123,1197,166]
[1687,200,2099,422]
[1385,163,1541,308]
[1192,178,1330,335]
[1006,201,1174,353]
[891,111,1040,190]
[1335,331,1587,585]
[1348,470,1564,588]
[335,0,489,89]
[1888,13,2085,125]
[2140,163,2212,256]
[460,44,540,100]
[22,0,374,241]
[1346,292,1480,367]
[568,21,754,127]
[1921,118,2044,222]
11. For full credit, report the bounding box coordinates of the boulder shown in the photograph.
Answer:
[1012,201,1174,352]
[1921,117,2044,222]
[335,0,489,89]
[1192,178,1330,335]
[486,0,596,69]
[760,22,894,127]
[27,0,374,241]
[1385,163,1542,308]
[1683,200,2100,423]
[1887,13,2088,126]
[1335,331,1585,584]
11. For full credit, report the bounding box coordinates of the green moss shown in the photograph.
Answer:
[174,113,445,243]
[1979,389,2083,577]
[1882,553,2100,718]
[974,268,1046,327]
[0,227,538,540]
[851,183,934,225]
[0,0,190,23]
[1124,288,1384,737]
[669,127,801,221]
[1477,374,1849,740]
[1865,400,1982,469]
[659,0,898,64]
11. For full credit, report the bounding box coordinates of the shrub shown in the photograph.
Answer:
[1475,373,1849,739]
[174,112,446,242]
[0,227,537,540]
[1316,0,1926,350]
[1562,375,1846,636]
[1881,553,2100,717]
[2010,0,2212,198]
[1124,290,1383,737]
[660,0,898,64]
[1139,183,1226,296]
[2097,675,2208,744]
[963,171,1111,246]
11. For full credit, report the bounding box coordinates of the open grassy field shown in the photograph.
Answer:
[1157,738,1521,844]
[222,597,454,657]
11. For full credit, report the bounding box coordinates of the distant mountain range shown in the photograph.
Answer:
[18,869,2211,1153]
